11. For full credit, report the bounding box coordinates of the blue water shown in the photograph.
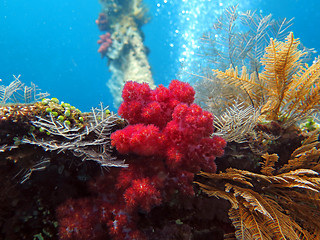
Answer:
[0,0,319,112]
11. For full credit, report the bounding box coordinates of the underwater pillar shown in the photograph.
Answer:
[97,0,155,108]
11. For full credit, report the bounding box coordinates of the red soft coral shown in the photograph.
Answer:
[168,79,195,104]
[111,124,165,156]
[57,80,226,240]
[111,80,226,194]
[118,79,195,129]
[124,178,162,212]
[57,198,106,240]
[118,81,152,125]
[163,103,226,173]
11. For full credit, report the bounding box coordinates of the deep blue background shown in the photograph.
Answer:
[0,0,319,112]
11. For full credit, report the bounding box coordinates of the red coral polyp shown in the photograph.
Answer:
[121,81,151,102]
[57,198,105,240]
[170,104,213,138]
[118,80,196,129]
[168,79,195,104]
[111,124,164,156]
[124,178,162,212]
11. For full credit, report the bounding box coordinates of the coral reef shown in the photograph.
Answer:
[0,78,127,239]
[190,8,320,238]
[3,4,320,240]
[56,80,226,239]
[97,0,154,108]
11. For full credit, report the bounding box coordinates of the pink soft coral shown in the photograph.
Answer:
[97,32,112,58]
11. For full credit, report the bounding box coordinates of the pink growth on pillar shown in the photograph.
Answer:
[97,32,112,58]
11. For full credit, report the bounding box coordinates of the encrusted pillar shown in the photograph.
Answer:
[97,0,155,108]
